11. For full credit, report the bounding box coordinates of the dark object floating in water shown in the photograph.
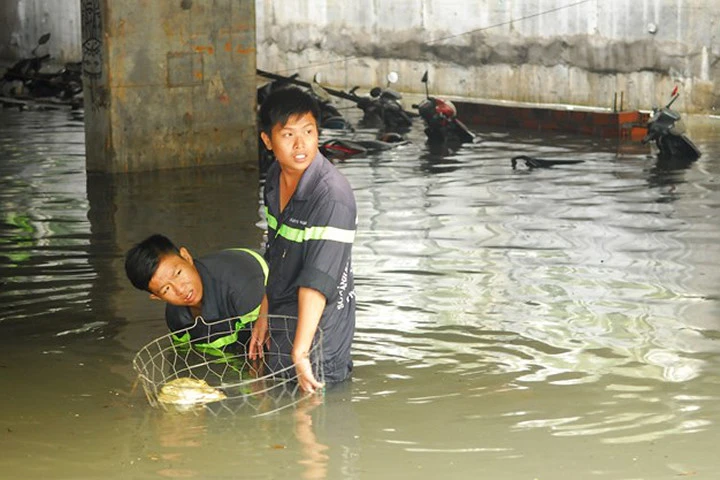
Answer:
[511,155,585,170]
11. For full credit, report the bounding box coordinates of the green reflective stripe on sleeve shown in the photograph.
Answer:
[172,332,191,344]
[275,223,355,244]
[193,344,229,357]
[277,223,305,242]
[304,225,355,243]
[172,329,238,357]
[266,206,355,243]
[237,305,260,326]
[265,208,277,230]
[170,316,257,357]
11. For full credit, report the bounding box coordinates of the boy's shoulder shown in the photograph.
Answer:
[201,249,260,267]
[199,248,259,264]
[198,249,265,288]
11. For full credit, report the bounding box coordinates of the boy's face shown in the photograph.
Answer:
[260,112,319,175]
[147,247,203,308]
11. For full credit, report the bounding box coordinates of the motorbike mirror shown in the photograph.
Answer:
[32,33,51,56]
[387,71,399,85]
[421,70,430,98]
[664,85,681,109]
[313,72,323,84]
[311,73,332,102]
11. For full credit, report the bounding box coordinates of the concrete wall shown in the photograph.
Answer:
[2,0,718,113]
[255,0,719,114]
[0,0,82,63]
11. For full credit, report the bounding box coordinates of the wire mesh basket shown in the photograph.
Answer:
[132,315,324,416]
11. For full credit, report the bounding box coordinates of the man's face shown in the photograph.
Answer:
[147,248,203,308]
[260,112,319,175]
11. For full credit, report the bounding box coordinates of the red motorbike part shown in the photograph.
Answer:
[434,98,457,119]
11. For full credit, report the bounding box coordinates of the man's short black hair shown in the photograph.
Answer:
[259,86,321,135]
[125,234,180,292]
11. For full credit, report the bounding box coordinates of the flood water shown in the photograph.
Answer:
[1,105,719,480]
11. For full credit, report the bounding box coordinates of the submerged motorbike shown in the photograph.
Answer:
[412,71,475,146]
[256,69,351,131]
[642,86,701,160]
[2,33,51,98]
[1,33,83,103]
[320,132,409,161]
[347,72,414,133]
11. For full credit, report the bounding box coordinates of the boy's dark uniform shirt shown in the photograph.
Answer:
[165,249,267,347]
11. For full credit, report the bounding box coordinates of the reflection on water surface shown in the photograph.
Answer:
[1,108,719,479]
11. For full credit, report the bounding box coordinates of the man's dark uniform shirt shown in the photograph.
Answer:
[166,249,267,349]
[263,152,357,383]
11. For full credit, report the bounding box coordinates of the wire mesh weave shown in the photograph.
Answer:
[132,315,323,416]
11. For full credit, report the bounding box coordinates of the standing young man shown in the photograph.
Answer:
[251,86,357,393]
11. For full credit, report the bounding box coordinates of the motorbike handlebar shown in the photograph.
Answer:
[257,69,362,104]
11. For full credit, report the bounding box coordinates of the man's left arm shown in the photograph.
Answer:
[293,287,326,393]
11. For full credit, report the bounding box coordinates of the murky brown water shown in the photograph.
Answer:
[1,106,719,479]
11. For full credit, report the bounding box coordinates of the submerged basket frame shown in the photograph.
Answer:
[132,314,324,416]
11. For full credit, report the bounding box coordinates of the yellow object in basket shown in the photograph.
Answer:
[157,377,227,406]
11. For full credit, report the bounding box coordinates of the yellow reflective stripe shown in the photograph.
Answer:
[304,225,355,243]
[265,208,277,230]
[277,223,305,242]
[271,222,355,244]
[171,312,259,357]
[172,326,239,356]
[266,207,354,243]
[238,305,261,326]
[227,248,269,284]
[172,332,191,344]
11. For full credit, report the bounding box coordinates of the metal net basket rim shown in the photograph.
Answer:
[131,314,324,414]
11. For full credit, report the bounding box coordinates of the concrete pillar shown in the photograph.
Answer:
[80,0,257,172]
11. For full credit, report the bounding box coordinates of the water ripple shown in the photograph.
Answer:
[2,108,720,453]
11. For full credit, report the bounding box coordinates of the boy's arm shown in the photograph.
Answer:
[293,287,326,394]
[249,294,269,359]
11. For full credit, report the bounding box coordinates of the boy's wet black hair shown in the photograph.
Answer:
[259,86,321,135]
[125,234,180,292]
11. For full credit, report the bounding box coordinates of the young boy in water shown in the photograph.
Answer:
[249,86,357,393]
[125,234,268,351]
